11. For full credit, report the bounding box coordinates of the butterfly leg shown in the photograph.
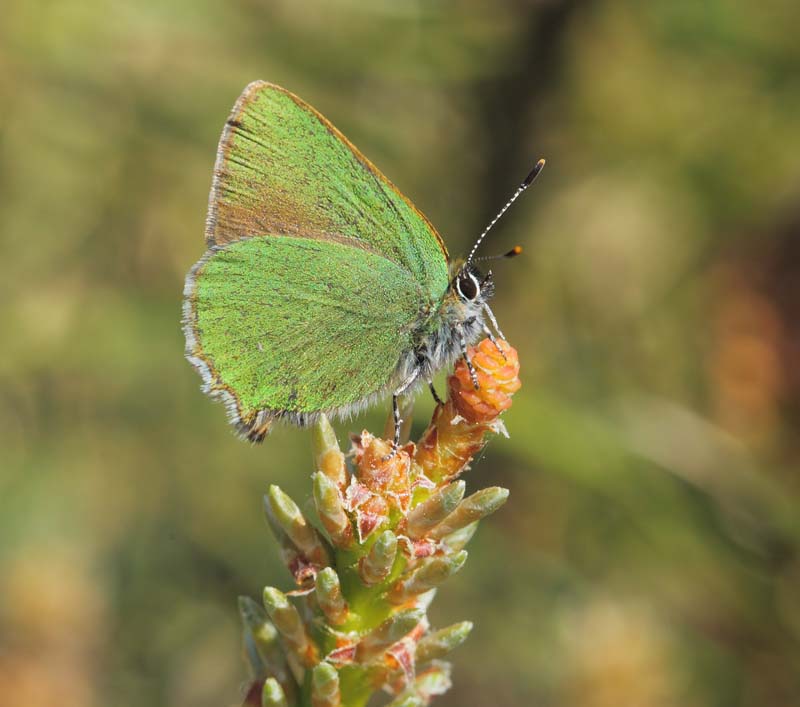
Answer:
[482,324,500,349]
[458,323,480,390]
[384,370,420,459]
[428,381,444,406]
[483,303,508,360]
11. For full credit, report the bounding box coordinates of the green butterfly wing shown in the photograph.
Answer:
[185,235,424,436]
[206,81,448,295]
[184,82,450,439]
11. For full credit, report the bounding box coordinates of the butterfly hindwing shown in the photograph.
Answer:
[184,235,424,432]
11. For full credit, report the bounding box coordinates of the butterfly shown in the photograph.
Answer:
[183,82,542,446]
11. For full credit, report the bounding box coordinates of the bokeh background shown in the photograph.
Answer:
[2,1,800,705]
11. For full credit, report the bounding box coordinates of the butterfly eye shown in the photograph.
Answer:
[456,272,480,301]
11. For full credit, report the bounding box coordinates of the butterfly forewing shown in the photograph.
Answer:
[207,81,448,297]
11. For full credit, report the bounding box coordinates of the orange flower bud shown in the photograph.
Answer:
[449,339,521,424]
[414,339,521,485]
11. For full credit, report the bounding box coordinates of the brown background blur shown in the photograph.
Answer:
[2,1,799,706]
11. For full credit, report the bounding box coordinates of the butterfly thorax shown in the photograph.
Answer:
[396,262,494,390]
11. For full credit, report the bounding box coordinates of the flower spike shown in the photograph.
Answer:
[238,338,521,706]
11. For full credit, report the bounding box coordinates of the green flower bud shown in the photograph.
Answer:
[359,530,397,586]
[313,414,347,487]
[428,487,509,540]
[313,472,353,548]
[415,621,473,663]
[265,485,330,566]
[261,678,288,707]
[389,552,467,604]
[263,587,316,666]
[311,662,341,707]
[315,567,349,626]
[356,608,424,662]
[406,481,465,539]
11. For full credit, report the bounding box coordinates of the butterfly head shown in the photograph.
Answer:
[439,261,495,333]
[453,263,495,306]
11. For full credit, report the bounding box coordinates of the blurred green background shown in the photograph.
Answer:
[2,1,800,705]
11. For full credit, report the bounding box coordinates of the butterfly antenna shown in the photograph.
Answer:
[474,245,524,262]
[466,158,545,266]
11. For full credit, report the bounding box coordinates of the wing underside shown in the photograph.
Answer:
[184,235,425,438]
[185,82,452,440]
[206,81,449,296]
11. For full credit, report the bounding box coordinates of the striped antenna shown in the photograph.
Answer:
[473,245,524,262]
[466,158,545,266]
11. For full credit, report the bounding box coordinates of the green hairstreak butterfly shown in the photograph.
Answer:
[183,82,543,445]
